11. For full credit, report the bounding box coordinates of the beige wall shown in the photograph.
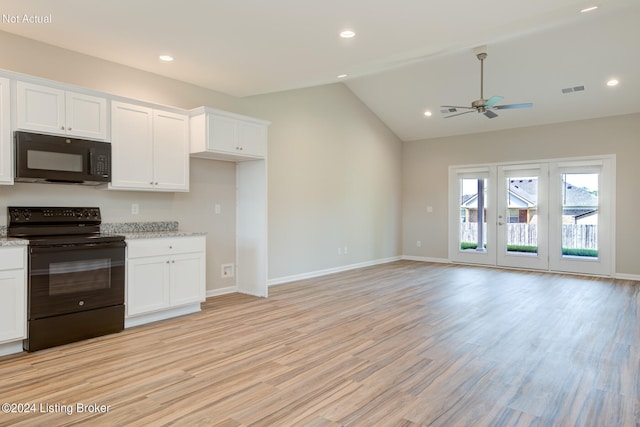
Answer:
[402,113,640,276]
[244,85,403,280]
[0,30,403,288]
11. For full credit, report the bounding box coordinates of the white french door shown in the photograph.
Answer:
[448,166,496,265]
[548,159,614,276]
[449,156,615,276]
[496,164,549,270]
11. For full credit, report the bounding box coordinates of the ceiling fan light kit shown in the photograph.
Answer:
[442,46,533,119]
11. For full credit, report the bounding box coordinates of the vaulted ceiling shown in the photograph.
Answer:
[2,0,639,140]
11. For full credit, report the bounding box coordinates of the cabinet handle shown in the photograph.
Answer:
[61,126,65,130]
[68,127,72,131]
[166,260,170,264]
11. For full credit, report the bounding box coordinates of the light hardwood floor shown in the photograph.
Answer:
[1,261,639,426]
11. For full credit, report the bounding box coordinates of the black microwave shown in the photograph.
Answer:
[14,131,111,185]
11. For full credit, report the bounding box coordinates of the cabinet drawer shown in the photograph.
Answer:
[127,236,205,258]
[0,247,25,270]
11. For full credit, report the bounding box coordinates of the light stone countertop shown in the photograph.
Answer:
[0,222,204,246]
[120,230,207,240]
[0,237,29,247]
[0,225,29,247]
[101,221,205,240]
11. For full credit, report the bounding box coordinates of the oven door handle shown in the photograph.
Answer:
[30,241,126,253]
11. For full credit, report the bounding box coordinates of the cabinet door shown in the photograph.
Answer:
[0,77,11,185]
[237,121,267,158]
[0,269,26,343]
[110,101,154,190]
[153,110,189,191]
[16,81,65,134]
[65,91,108,140]
[127,257,171,316]
[207,114,238,154]
[170,252,206,307]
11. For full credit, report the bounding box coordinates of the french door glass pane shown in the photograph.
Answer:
[459,178,487,252]
[561,173,599,259]
[506,176,538,255]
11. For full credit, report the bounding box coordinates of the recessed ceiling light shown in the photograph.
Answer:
[424,110,433,117]
[606,79,619,87]
[337,74,348,79]
[159,55,174,62]
[580,6,598,13]
[340,30,355,39]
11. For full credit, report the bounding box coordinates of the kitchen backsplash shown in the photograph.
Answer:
[0,225,6,237]
[101,221,179,234]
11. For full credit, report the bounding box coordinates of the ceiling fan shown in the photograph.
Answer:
[441,46,533,119]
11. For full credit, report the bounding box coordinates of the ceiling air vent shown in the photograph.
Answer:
[562,85,585,94]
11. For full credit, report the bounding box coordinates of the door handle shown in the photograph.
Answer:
[498,222,504,225]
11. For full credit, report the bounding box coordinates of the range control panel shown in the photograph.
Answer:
[8,207,101,224]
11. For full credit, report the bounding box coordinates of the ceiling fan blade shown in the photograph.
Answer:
[484,96,503,107]
[444,110,476,119]
[440,105,474,110]
[484,110,498,119]
[494,103,533,110]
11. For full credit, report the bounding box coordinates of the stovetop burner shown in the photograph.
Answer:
[7,206,124,245]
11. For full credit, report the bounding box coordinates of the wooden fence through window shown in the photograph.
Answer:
[459,223,598,249]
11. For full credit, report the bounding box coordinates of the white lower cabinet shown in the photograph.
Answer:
[126,256,171,316]
[125,236,205,325]
[0,247,27,354]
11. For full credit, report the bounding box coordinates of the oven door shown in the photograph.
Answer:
[28,241,125,319]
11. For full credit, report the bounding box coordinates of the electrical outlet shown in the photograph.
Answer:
[338,247,342,255]
[214,204,221,214]
[427,206,433,213]
[417,240,422,247]
[344,246,348,254]
[221,263,234,278]
[131,203,139,215]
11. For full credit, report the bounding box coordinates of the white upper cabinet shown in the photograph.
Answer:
[110,101,154,190]
[110,101,189,192]
[153,110,190,191]
[0,77,11,185]
[16,81,108,140]
[190,107,269,161]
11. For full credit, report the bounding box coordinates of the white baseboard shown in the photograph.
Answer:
[402,255,449,263]
[206,286,239,298]
[268,256,402,286]
[0,341,24,357]
[614,273,640,282]
[125,303,201,328]
[206,256,640,298]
